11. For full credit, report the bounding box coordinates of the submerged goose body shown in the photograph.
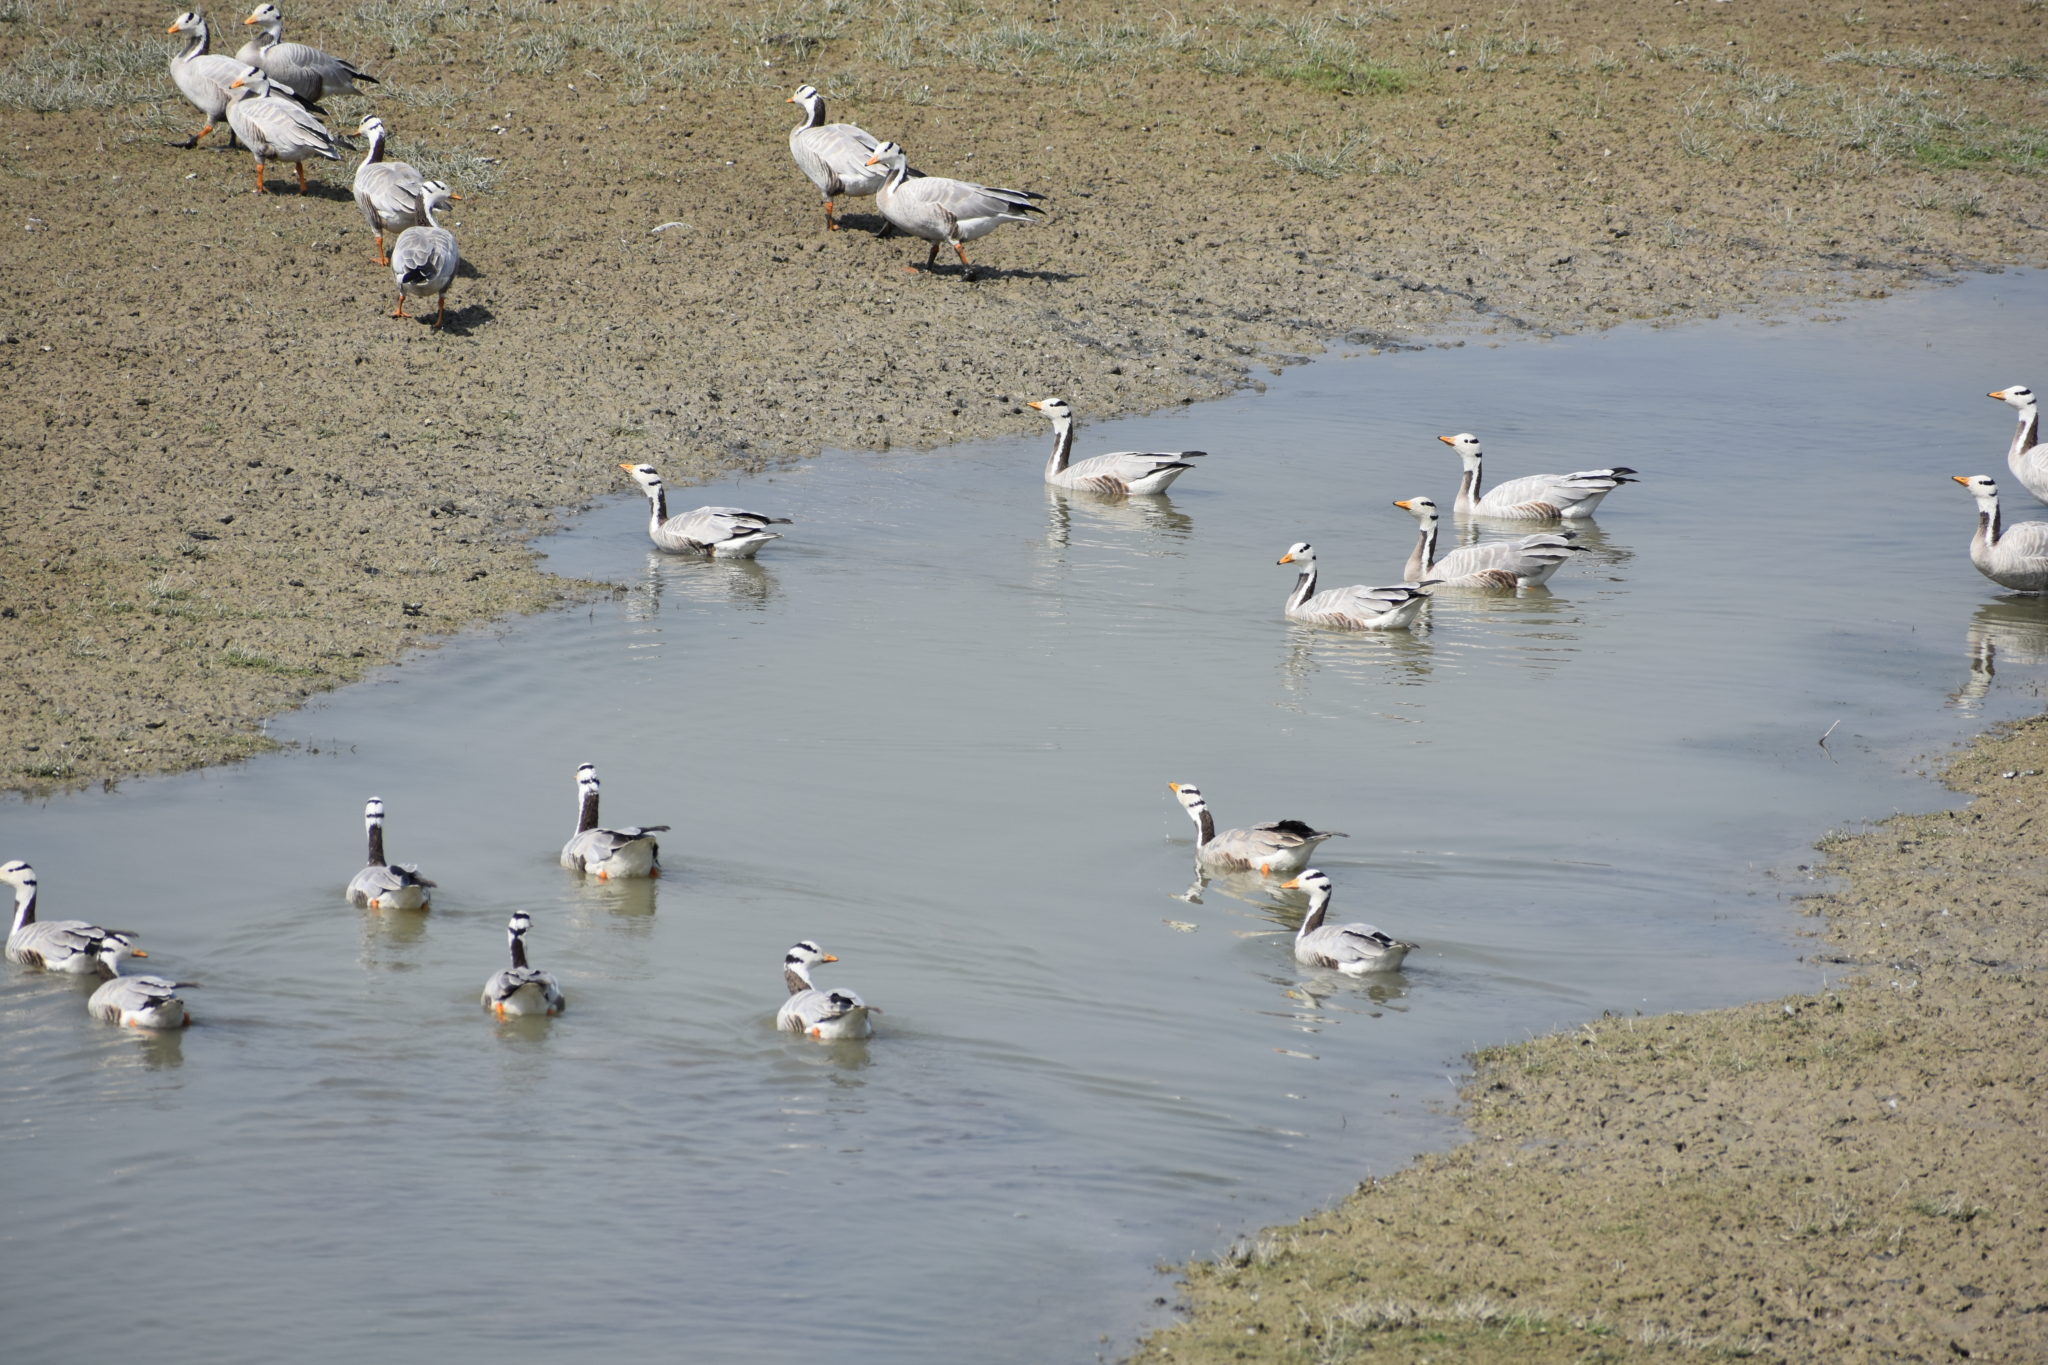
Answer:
[237,2,376,104]
[3,860,147,976]
[619,463,789,557]
[559,763,668,879]
[225,67,340,193]
[1955,475,2048,594]
[344,797,434,911]
[85,944,194,1029]
[1393,495,1581,588]
[167,12,247,147]
[390,180,460,327]
[1441,433,1635,522]
[1029,397,1204,494]
[352,115,427,265]
[1167,784,1345,878]
[481,913,565,1017]
[1990,386,2048,503]
[866,141,1044,272]
[777,940,877,1040]
[786,84,888,230]
[1277,542,1431,631]
[1283,869,1414,974]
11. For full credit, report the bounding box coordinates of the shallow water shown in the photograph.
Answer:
[6,271,2047,1364]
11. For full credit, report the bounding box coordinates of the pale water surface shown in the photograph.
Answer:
[6,272,2047,1364]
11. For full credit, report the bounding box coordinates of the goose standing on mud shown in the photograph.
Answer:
[1954,475,2048,594]
[1989,386,2048,503]
[618,462,790,557]
[1439,432,1635,521]
[352,115,427,265]
[777,940,877,1040]
[344,797,434,911]
[1392,495,1582,588]
[1166,784,1346,879]
[1281,869,1414,974]
[85,940,195,1029]
[236,2,377,105]
[3,860,148,975]
[786,84,888,232]
[225,67,340,193]
[560,763,669,879]
[166,11,246,148]
[481,913,565,1017]
[865,141,1045,274]
[1277,543,1432,631]
[1028,397,1205,494]
[390,180,460,327]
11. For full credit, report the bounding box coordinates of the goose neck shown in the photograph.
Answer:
[784,963,814,995]
[509,932,529,971]
[1043,417,1076,478]
[362,126,386,166]
[1185,802,1216,848]
[1286,561,1318,612]
[796,96,825,131]
[576,787,601,835]
[1458,457,1482,509]
[1409,515,1438,577]
[2013,401,2041,462]
[1296,887,1331,940]
[365,817,387,866]
[645,483,669,529]
[176,23,208,60]
[9,879,34,933]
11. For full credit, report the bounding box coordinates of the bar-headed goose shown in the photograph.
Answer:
[1989,386,2048,503]
[618,463,789,557]
[344,798,434,911]
[237,3,376,104]
[481,913,565,1017]
[225,67,340,193]
[390,180,460,328]
[1166,784,1346,878]
[1954,475,2048,594]
[777,940,877,1039]
[85,941,195,1029]
[560,763,669,879]
[1277,543,1431,630]
[865,141,1044,273]
[167,11,247,148]
[1028,397,1204,494]
[352,115,427,265]
[1281,869,1414,973]
[1392,495,1582,588]
[1440,432,1635,521]
[3,860,148,975]
[786,84,889,231]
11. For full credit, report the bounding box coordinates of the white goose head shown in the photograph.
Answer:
[363,796,387,826]
[863,140,908,171]
[0,858,34,892]
[1280,868,1335,928]
[1028,396,1074,424]
[1437,432,1484,463]
[1955,473,2001,503]
[86,932,153,975]
[415,179,458,217]
[1276,541,1316,569]
[167,11,206,38]
[227,65,276,98]
[784,939,838,988]
[357,114,387,142]
[1991,384,2037,411]
[619,462,665,497]
[787,84,823,116]
[1166,781,1208,815]
[243,3,284,32]
[1393,496,1441,525]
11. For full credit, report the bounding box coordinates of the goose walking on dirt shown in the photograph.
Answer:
[1281,869,1414,974]
[1392,495,1582,588]
[390,180,460,327]
[352,115,427,265]
[344,797,434,911]
[1277,543,1432,631]
[4,860,148,976]
[786,84,888,231]
[777,940,877,1040]
[865,141,1044,273]
[225,67,340,193]
[85,941,195,1029]
[560,763,669,879]
[1166,784,1346,879]
[1954,475,2048,594]
[166,11,247,148]
[618,463,789,557]
[1989,386,2048,503]
[1440,432,1635,521]
[1029,397,1204,494]
[237,2,376,104]
[481,913,565,1017]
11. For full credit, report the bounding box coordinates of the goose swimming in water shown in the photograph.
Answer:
[85,939,195,1029]
[1277,542,1432,630]
[1392,495,1582,588]
[481,913,565,1017]
[3,860,148,975]
[1281,869,1414,974]
[344,797,434,911]
[777,940,877,1039]
[1989,386,2048,503]
[1028,397,1204,494]
[618,463,790,558]
[1439,432,1635,521]
[559,763,669,879]
[1166,784,1346,879]
[1954,475,2048,594]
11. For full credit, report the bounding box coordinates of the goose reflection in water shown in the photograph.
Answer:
[1278,621,1436,696]
[1951,597,2048,710]
[1042,485,1195,552]
[565,874,660,928]
[624,551,780,620]
[1455,517,1635,576]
